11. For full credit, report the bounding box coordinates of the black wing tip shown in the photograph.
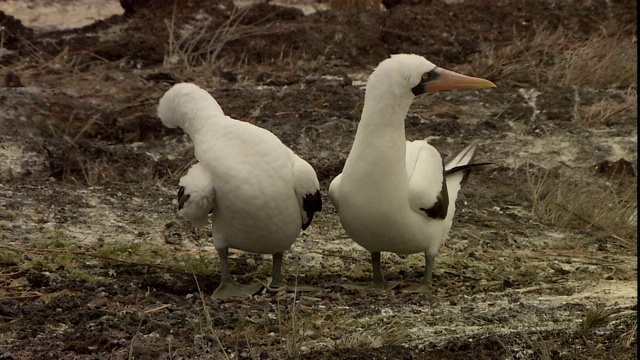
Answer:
[420,178,449,220]
[420,202,448,219]
[301,221,312,231]
[178,186,190,211]
[314,190,323,211]
[301,190,322,230]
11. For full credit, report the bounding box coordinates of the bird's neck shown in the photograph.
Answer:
[350,93,413,162]
[183,120,206,139]
[181,109,225,144]
[344,89,413,180]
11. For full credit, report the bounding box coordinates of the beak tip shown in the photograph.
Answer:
[484,80,497,89]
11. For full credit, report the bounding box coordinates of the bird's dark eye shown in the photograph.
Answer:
[421,72,429,81]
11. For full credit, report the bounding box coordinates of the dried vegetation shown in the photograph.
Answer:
[527,166,637,243]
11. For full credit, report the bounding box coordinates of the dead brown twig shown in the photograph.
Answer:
[164,5,302,69]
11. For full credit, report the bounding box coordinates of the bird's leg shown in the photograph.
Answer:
[212,247,262,299]
[270,252,284,289]
[400,252,436,293]
[269,252,318,293]
[369,252,401,290]
[423,252,437,286]
[339,251,398,291]
[218,247,232,282]
[371,251,385,285]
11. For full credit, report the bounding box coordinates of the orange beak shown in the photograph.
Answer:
[425,67,496,92]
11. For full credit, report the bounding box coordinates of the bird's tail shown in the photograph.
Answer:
[444,141,491,186]
[443,141,491,216]
[157,83,225,132]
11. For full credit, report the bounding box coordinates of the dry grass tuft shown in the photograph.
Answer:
[558,30,637,88]
[193,275,231,360]
[526,165,637,242]
[332,317,410,349]
[459,26,568,86]
[575,88,637,126]
[521,332,553,360]
[164,5,291,70]
[620,320,637,348]
[275,281,306,358]
[460,23,637,88]
[582,305,617,332]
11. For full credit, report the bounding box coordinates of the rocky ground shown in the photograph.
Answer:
[0,0,637,359]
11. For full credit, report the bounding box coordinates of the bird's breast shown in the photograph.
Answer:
[337,184,448,255]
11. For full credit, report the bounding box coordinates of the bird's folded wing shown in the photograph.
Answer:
[406,140,449,220]
[291,153,322,230]
[178,162,216,227]
[327,173,342,212]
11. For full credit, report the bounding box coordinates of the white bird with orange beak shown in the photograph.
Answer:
[328,54,495,291]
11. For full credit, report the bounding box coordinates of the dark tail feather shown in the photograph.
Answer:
[445,162,493,175]
[445,162,493,186]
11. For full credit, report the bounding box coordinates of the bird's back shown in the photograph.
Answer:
[193,115,305,252]
[158,83,318,254]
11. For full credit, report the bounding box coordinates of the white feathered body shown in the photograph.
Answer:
[330,139,469,256]
[159,83,319,254]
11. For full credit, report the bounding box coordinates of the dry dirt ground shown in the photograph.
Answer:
[0,0,637,359]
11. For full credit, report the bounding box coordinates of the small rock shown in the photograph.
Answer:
[331,328,344,340]
[548,262,571,275]
[219,70,238,83]
[461,304,475,313]
[164,222,183,244]
[595,158,636,177]
[4,71,22,87]
[143,71,180,84]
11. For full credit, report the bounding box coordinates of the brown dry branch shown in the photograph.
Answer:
[164,5,297,70]
[15,33,51,65]
[457,25,572,87]
[193,273,231,360]
[128,317,145,360]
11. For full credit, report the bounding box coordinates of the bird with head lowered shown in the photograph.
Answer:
[158,83,322,299]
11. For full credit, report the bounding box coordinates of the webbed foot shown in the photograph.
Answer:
[211,280,263,299]
[400,282,434,294]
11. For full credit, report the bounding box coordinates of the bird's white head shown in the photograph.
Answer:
[368,53,496,101]
[157,83,225,130]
